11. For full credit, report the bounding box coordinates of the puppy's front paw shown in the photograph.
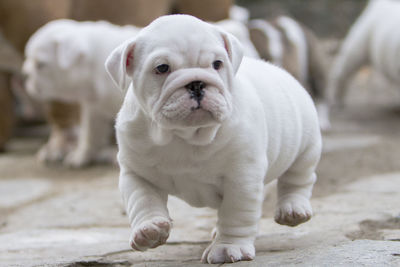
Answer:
[37,128,77,164]
[63,148,91,168]
[130,217,171,251]
[201,241,255,264]
[37,143,67,164]
[275,196,312,226]
[318,116,331,132]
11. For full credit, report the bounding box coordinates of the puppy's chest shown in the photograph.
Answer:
[134,145,225,208]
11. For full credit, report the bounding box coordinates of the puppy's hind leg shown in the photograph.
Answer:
[38,101,79,164]
[275,143,320,227]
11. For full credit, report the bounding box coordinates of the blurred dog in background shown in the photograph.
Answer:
[23,20,140,167]
[327,0,400,108]
[0,0,234,163]
[0,0,76,156]
[0,0,330,165]
[249,16,329,130]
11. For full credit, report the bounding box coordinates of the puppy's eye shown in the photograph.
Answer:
[155,64,170,74]
[212,60,223,70]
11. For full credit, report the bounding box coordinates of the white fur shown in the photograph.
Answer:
[229,5,250,23]
[277,16,309,85]
[249,17,330,131]
[23,19,139,167]
[215,19,260,58]
[106,15,321,264]
[328,0,400,104]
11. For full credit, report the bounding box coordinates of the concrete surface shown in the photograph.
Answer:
[1,69,400,266]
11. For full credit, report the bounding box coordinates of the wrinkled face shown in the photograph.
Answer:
[106,15,243,130]
[22,38,90,102]
[136,37,234,129]
[23,49,62,100]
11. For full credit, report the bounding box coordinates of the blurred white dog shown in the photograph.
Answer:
[23,19,139,167]
[249,16,329,130]
[215,19,260,59]
[106,15,321,264]
[328,0,400,106]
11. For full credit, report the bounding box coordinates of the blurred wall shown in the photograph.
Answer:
[237,0,368,38]
[70,0,233,26]
[172,0,232,22]
[69,0,170,27]
[0,0,70,53]
[0,0,234,53]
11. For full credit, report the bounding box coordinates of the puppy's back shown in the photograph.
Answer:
[237,57,321,179]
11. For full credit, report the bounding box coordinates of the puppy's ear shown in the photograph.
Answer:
[56,37,89,69]
[105,38,135,91]
[220,30,244,74]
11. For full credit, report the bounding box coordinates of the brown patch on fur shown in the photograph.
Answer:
[46,101,80,130]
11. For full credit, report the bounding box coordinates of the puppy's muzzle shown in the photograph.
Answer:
[185,81,206,107]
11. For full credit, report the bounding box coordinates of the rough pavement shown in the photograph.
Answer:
[1,68,400,266]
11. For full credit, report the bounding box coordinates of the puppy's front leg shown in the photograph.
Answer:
[37,125,76,164]
[64,105,110,167]
[202,170,264,264]
[119,167,171,251]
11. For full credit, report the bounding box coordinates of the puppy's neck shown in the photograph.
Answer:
[150,124,221,146]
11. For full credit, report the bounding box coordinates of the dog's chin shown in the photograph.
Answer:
[155,87,231,129]
[159,111,219,130]
[178,108,217,127]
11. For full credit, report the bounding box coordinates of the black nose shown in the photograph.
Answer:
[185,81,206,103]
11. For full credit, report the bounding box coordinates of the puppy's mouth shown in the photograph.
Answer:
[154,69,231,127]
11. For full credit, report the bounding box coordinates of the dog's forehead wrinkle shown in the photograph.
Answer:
[140,16,221,53]
[142,42,221,71]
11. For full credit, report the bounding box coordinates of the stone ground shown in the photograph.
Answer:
[1,69,400,266]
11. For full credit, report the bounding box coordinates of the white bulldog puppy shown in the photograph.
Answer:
[327,0,400,106]
[23,19,140,167]
[249,16,330,130]
[106,15,321,263]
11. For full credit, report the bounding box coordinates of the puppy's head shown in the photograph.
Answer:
[23,20,91,101]
[106,15,243,129]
